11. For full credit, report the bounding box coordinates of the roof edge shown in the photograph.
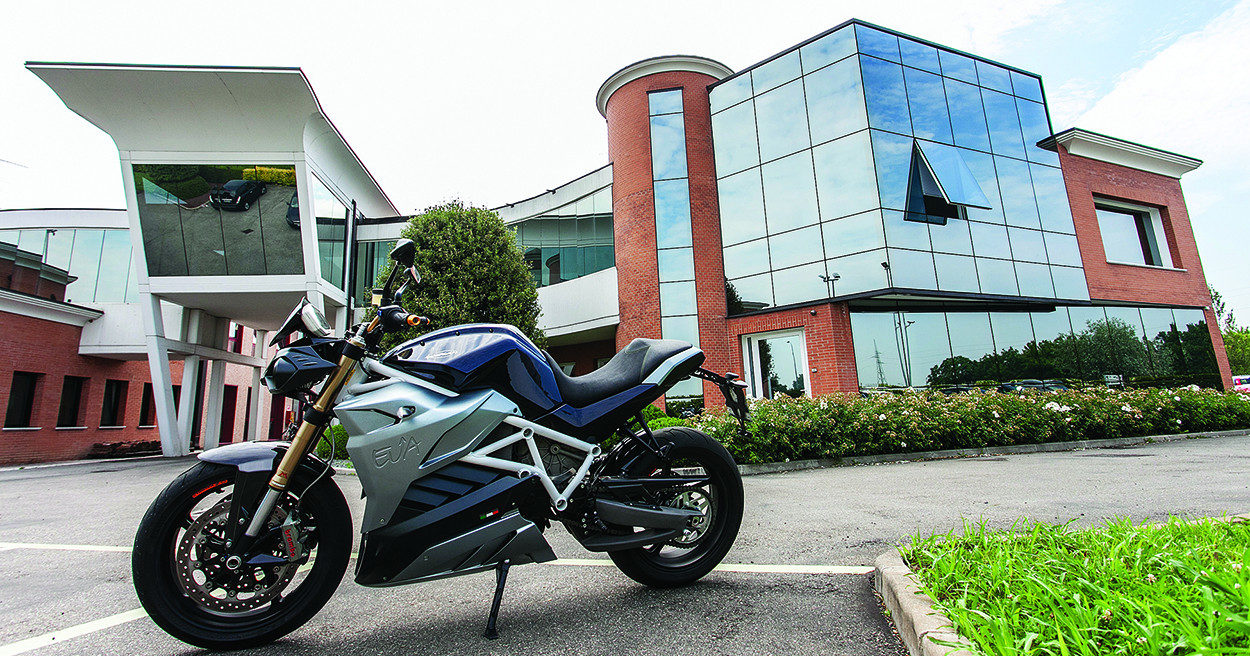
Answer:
[595,55,733,117]
[1040,127,1202,178]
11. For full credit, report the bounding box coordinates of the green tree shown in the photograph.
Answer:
[1226,330,1250,374]
[1210,285,1243,332]
[376,201,544,349]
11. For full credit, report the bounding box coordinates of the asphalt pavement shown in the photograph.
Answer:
[2,434,1248,655]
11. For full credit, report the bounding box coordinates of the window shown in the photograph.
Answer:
[138,383,155,427]
[5,372,41,428]
[742,330,810,399]
[1095,200,1171,267]
[57,376,87,427]
[905,141,992,224]
[559,362,575,376]
[100,379,128,427]
[132,164,304,277]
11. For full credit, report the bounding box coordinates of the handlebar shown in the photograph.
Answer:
[368,305,429,337]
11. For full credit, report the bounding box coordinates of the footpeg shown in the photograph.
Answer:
[483,559,510,640]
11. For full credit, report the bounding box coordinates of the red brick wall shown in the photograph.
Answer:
[0,311,185,464]
[603,69,731,400]
[0,311,278,464]
[547,339,615,376]
[1058,146,1233,388]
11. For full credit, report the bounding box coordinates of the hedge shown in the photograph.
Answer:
[679,387,1250,465]
[243,166,297,187]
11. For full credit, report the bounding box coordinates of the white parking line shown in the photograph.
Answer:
[0,542,873,574]
[0,609,147,656]
[547,558,873,575]
[0,542,129,553]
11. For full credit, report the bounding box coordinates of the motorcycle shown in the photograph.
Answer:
[132,239,750,650]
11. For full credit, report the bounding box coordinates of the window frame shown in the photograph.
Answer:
[741,328,812,399]
[1094,198,1175,269]
[4,371,42,429]
[100,379,129,428]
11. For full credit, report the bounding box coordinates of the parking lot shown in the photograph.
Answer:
[2,434,1248,655]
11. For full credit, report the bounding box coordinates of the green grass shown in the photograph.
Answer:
[903,517,1250,655]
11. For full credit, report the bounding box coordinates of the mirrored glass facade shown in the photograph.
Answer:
[851,306,1221,389]
[0,228,138,304]
[133,164,304,277]
[310,174,351,290]
[511,185,614,288]
[649,89,701,398]
[709,23,1087,315]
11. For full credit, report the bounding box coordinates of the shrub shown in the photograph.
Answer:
[199,165,248,184]
[161,177,210,201]
[314,424,349,461]
[686,386,1250,464]
[242,166,297,187]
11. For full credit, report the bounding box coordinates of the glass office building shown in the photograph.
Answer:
[710,22,1087,311]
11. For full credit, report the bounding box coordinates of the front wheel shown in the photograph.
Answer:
[132,462,351,650]
[610,427,743,587]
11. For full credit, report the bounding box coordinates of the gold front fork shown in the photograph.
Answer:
[243,333,366,539]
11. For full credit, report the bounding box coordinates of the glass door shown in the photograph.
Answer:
[742,329,811,399]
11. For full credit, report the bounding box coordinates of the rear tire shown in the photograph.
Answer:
[609,427,743,587]
[132,461,351,650]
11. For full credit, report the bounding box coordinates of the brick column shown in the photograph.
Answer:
[601,58,734,400]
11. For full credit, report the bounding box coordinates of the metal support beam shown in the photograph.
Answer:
[139,293,184,457]
[202,359,227,451]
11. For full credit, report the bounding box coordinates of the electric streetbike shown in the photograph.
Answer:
[132,239,750,650]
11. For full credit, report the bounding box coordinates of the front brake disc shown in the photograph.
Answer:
[173,498,299,614]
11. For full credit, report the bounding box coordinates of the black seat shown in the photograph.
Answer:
[545,338,699,408]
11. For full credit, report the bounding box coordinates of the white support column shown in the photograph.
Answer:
[177,355,201,451]
[140,293,184,457]
[202,359,227,451]
[248,330,269,441]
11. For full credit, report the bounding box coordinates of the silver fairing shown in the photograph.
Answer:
[336,380,519,532]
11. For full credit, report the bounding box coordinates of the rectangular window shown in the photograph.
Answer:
[742,329,810,399]
[57,376,88,428]
[100,379,128,427]
[5,372,41,428]
[1095,200,1170,267]
[139,383,155,427]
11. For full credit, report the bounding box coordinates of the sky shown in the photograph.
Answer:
[1,0,1247,320]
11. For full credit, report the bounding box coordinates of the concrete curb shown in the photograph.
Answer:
[330,428,1250,478]
[736,428,1250,476]
[874,550,974,656]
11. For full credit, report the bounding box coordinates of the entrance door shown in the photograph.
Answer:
[742,329,811,399]
[219,385,238,445]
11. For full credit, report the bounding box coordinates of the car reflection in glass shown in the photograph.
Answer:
[285,191,300,228]
[209,180,267,211]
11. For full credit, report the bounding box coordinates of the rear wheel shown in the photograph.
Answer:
[609,427,743,587]
[132,462,351,650]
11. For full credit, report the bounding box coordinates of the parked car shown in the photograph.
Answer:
[285,191,300,228]
[1234,375,1250,393]
[209,179,266,211]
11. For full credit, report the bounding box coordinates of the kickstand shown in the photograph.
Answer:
[483,559,511,640]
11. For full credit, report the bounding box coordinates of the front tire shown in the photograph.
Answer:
[132,462,351,650]
[609,427,743,587]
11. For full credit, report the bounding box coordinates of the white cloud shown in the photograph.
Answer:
[1076,0,1250,318]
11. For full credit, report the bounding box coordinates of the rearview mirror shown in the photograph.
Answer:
[389,239,416,267]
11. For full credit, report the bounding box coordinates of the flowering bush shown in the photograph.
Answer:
[679,386,1250,464]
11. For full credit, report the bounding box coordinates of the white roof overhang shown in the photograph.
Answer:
[1039,128,1202,179]
[26,63,397,217]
